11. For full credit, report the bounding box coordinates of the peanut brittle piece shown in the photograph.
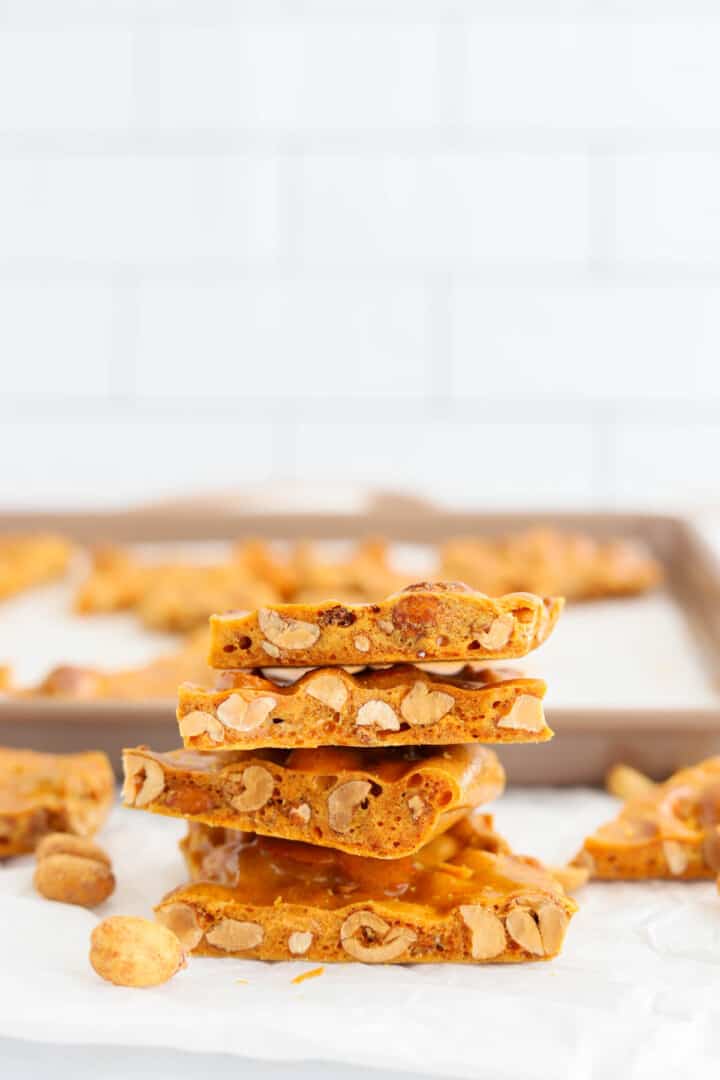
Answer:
[233,539,299,600]
[572,757,720,880]
[74,545,280,630]
[0,534,71,601]
[289,537,406,603]
[122,744,505,858]
[17,629,213,702]
[441,528,662,602]
[74,546,148,614]
[137,564,277,633]
[156,815,577,964]
[0,747,114,859]
[208,582,563,669]
[177,665,550,750]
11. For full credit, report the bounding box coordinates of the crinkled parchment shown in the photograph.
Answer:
[1,790,719,1080]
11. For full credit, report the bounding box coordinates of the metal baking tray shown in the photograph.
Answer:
[0,499,718,784]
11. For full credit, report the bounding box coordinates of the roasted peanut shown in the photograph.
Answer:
[34,853,115,907]
[339,910,415,962]
[258,608,320,650]
[34,832,114,907]
[35,832,111,866]
[90,916,187,988]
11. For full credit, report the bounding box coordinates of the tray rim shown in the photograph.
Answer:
[0,502,714,542]
[1,502,719,732]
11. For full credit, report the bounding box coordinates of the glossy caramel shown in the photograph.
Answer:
[181,815,562,913]
[156,815,577,964]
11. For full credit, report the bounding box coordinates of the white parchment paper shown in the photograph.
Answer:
[2,790,719,1079]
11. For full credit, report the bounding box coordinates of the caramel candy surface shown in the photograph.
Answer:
[17,628,213,702]
[122,743,505,858]
[0,748,114,859]
[441,528,662,601]
[208,582,563,669]
[156,815,576,965]
[75,545,279,632]
[573,757,720,880]
[0,534,71,601]
[177,665,550,750]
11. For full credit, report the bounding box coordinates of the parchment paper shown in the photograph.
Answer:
[1,790,719,1079]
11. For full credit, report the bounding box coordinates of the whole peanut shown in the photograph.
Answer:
[36,832,111,866]
[34,853,115,907]
[90,916,187,988]
[34,832,114,907]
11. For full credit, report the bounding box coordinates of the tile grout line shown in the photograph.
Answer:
[0,395,717,425]
[6,132,720,157]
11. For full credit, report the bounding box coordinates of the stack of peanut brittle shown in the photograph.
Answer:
[123,582,577,965]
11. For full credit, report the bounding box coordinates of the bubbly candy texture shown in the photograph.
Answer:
[208,582,563,669]
[177,665,550,751]
[122,743,505,859]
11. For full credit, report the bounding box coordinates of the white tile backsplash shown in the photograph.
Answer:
[0,157,280,262]
[451,283,720,399]
[615,152,720,265]
[0,283,114,395]
[292,419,599,508]
[620,21,720,132]
[0,417,282,507]
[0,31,133,130]
[135,279,429,398]
[466,20,611,132]
[134,24,440,132]
[466,18,720,132]
[298,153,591,266]
[0,6,717,511]
[613,421,720,505]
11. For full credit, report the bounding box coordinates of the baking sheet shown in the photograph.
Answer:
[1,513,719,782]
[1,791,719,1079]
[0,540,714,707]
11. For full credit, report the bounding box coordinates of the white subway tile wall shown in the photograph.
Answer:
[0,2,718,510]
